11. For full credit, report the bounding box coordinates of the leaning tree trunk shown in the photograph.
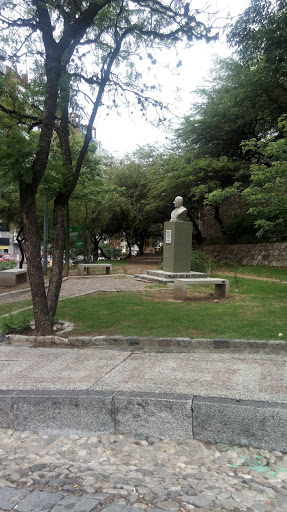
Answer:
[63,201,70,278]
[99,245,109,259]
[124,232,132,258]
[16,228,25,269]
[90,233,103,261]
[20,188,54,335]
[47,201,66,320]
[214,205,224,229]
[137,237,145,255]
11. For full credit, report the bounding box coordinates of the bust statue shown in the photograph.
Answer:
[170,196,187,221]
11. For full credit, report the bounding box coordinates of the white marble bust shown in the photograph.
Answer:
[170,196,187,221]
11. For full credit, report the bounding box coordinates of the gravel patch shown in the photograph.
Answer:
[0,275,149,305]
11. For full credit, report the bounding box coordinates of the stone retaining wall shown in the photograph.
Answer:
[200,242,287,267]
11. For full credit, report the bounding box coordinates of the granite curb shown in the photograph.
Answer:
[4,335,287,353]
[1,389,287,452]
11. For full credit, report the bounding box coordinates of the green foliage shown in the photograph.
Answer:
[0,128,38,184]
[0,312,31,335]
[191,250,214,274]
[175,56,285,161]
[228,0,287,74]
[222,213,260,244]
[168,0,287,244]
[99,242,122,260]
[241,118,287,240]
[204,182,241,207]
[0,260,17,271]
[102,154,164,254]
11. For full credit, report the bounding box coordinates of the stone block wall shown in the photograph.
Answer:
[200,242,287,267]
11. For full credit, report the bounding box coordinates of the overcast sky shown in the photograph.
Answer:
[96,0,251,157]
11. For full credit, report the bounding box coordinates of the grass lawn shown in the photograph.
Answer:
[1,264,287,340]
[215,262,287,281]
[57,272,287,340]
[0,300,32,316]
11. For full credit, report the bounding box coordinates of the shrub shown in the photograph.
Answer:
[0,260,17,271]
[0,312,31,335]
[191,250,214,274]
[99,243,122,260]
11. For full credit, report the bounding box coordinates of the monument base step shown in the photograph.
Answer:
[134,274,173,284]
[135,270,207,284]
[147,270,207,279]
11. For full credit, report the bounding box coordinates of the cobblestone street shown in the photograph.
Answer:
[1,428,287,511]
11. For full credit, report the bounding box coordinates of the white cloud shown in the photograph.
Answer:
[96,0,251,156]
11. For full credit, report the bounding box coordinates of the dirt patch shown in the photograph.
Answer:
[12,324,65,336]
[142,287,229,303]
[0,281,31,295]
[68,256,162,277]
[0,256,162,295]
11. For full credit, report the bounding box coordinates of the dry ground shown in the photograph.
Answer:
[0,255,162,295]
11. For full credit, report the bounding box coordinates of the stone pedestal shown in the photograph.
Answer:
[163,221,193,273]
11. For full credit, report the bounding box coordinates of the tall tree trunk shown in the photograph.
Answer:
[124,232,132,258]
[214,205,224,231]
[90,235,99,261]
[20,189,53,335]
[16,228,25,269]
[47,202,66,320]
[43,195,49,275]
[137,237,145,255]
[63,202,70,277]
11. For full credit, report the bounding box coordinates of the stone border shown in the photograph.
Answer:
[1,389,286,451]
[4,335,287,353]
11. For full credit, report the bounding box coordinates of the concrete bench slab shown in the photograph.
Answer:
[78,263,112,276]
[174,278,229,299]
[0,268,28,287]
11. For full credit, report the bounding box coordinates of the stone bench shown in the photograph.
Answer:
[174,278,229,300]
[0,268,28,287]
[78,263,112,276]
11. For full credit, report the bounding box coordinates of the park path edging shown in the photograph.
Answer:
[5,334,287,354]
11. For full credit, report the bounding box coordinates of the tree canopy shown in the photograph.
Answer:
[165,0,287,241]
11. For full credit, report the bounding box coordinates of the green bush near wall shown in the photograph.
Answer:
[191,250,214,274]
[0,260,17,271]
